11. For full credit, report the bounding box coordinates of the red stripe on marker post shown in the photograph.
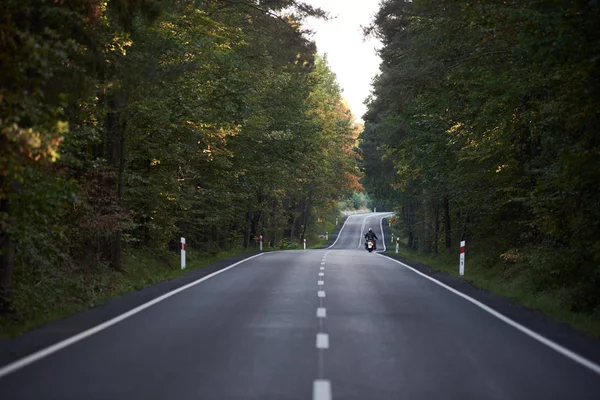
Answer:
[459,240,465,276]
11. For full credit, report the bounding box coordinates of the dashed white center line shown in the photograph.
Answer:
[316,333,329,349]
[314,255,331,399]
[313,380,332,400]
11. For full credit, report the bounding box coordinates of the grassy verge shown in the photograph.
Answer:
[0,247,252,338]
[386,222,600,338]
[308,218,338,249]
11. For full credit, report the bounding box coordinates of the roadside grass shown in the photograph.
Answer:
[386,223,600,338]
[0,219,340,338]
[0,247,252,338]
[308,219,338,249]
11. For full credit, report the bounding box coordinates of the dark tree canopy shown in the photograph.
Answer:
[360,0,600,312]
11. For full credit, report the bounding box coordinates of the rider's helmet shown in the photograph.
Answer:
[368,228,372,232]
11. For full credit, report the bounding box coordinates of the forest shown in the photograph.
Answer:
[360,0,600,316]
[0,0,361,332]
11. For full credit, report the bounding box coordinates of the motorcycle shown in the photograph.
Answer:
[366,240,376,252]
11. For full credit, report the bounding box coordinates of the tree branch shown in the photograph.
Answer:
[444,50,512,69]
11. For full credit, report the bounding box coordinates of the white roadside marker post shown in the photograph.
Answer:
[180,237,186,270]
[459,240,466,276]
[259,235,263,252]
[326,232,328,241]
[391,233,394,244]
[303,238,307,250]
[395,237,399,254]
[336,217,338,226]
[374,207,377,213]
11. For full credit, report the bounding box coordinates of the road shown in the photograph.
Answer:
[1,212,600,399]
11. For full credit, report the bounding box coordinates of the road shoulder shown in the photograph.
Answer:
[0,252,261,367]
[379,218,600,367]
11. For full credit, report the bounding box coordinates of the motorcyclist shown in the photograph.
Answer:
[364,228,378,250]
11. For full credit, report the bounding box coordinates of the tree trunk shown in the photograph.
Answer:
[111,119,127,270]
[434,203,439,254]
[105,96,126,270]
[444,197,452,249]
[243,210,252,248]
[250,209,263,243]
[422,195,432,255]
[405,200,416,250]
[407,231,414,249]
[0,179,14,314]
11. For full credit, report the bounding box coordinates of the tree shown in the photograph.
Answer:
[361,0,600,311]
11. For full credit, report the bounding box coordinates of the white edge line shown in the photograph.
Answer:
[379,214,386,252]
[378,213,394,253]
[327,215,352,249]
[376,253,600,375]
[357,215,368,248]
[0,253,265,379]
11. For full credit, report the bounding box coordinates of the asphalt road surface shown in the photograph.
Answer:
[1,212,600,399]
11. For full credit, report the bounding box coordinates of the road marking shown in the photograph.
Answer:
[378,213,393,252]
[318,280,324,286]
[377,253,600,375]
[0,253,265,380]
[376,213,394,253]
[318,290,326,298]
[319,272,324,276]
[327,215,353,249]
[316,333,329,349]
[357,215,368,248]
[321,262,325,265]
[320,267,325,270]
[317,307,326,318]
[313,379,332,400]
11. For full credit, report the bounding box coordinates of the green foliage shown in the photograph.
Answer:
[0,0,361,331]
[339,191,371,211]
[361,0,600,313]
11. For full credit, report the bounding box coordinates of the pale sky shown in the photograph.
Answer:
[302,0,382,122]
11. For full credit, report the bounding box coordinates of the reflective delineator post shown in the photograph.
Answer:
[259,235,263,252]
[374,207,377,213]
[391,233,394,244]
[459,240,466,276]
[336,218,338,226]
[303,238,306,250]
[396,237,400,254]
[180,237,186,270]
[326,232,328,241]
